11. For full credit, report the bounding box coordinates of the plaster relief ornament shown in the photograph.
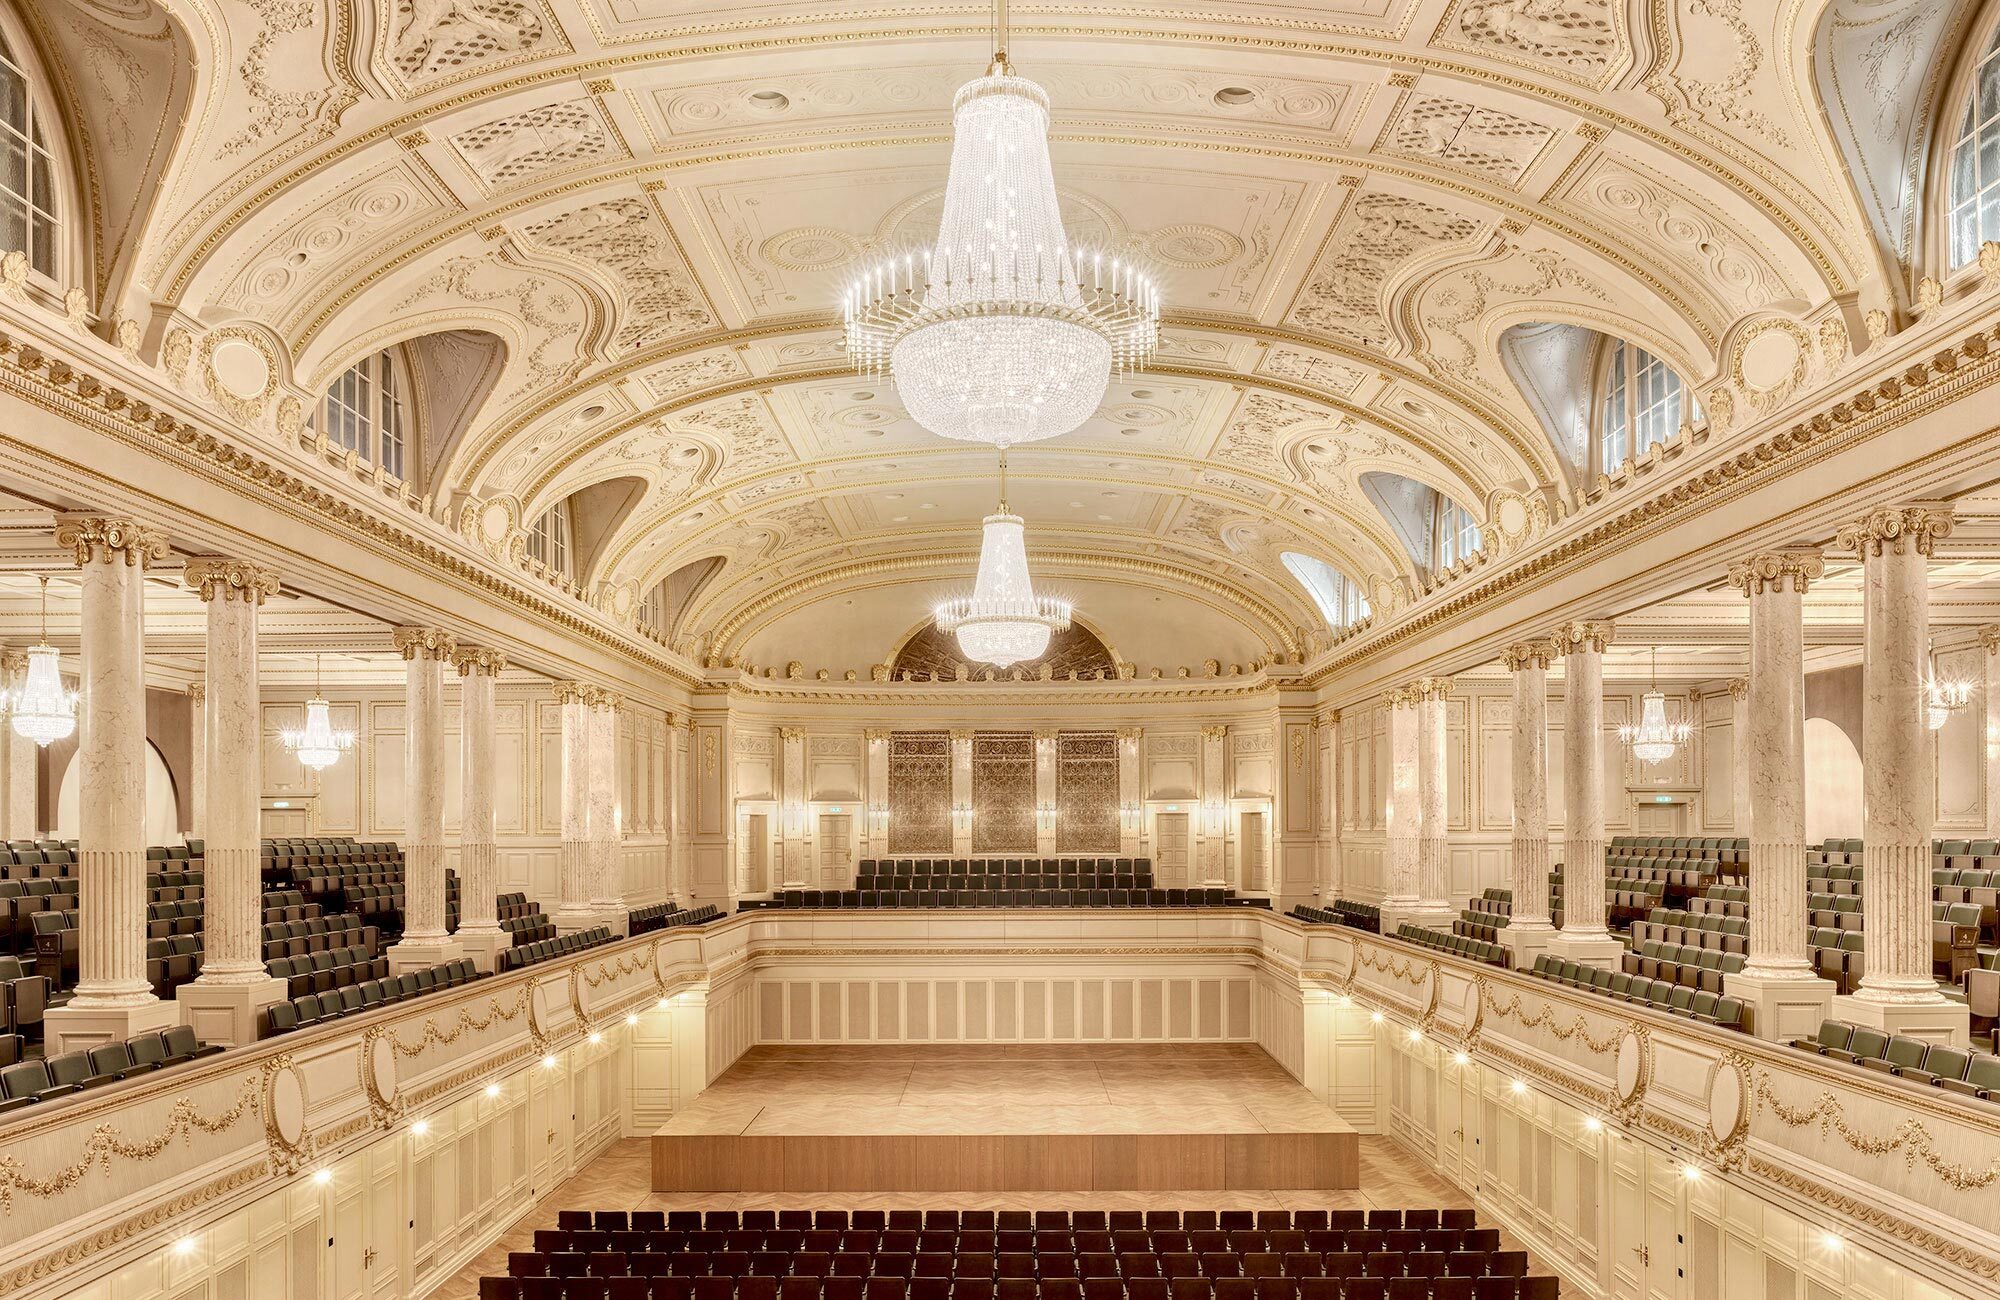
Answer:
[844,1,1159,451]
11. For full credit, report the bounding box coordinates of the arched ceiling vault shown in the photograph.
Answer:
[101,0,1895,667]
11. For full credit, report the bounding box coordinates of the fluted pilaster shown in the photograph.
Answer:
[1554,620,1614,947]
[1383,687,1422,908]
[454,647,507,961]
[1413,677,1452,920]
[1502,641,1555,932]
[387,626,458,969]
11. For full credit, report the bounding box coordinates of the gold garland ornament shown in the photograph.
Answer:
[1754,1070,2000,1191]
[385,985,532,1058]
[0,1081,261,1210]
[1480,985,1626,1055]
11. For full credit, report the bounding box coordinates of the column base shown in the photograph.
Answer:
[42,997,180,1055]
[1497,923,1557,970]
[1544,930,1626,969]
[385,935,464,976]
[177,975,288,1048]
[453,928,513,975]
[1831,993,1972,1048]
[1725,969,1836,1043]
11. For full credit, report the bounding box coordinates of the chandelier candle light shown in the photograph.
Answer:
[935,451,1071,667]
[843,8,1159,448]
[282,654,354,772]
[1619,645,1691,766]
[1926,650,1974,731]
[10,575,76,747]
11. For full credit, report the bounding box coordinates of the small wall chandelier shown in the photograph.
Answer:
[10,576,75,748]
[1619,646,1691,765]
[1926,650,1974,731]
[843,0,1158,450]
[282,654,354,772]
[935,451,1071,667]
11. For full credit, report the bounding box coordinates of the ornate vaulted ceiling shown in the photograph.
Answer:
[36,0,1933,674]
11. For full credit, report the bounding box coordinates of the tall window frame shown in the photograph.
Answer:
[1947,19,2000,272]
[1434,498,1482,570]
[0,28,63,284]
[527,498,574,579]
[1595,337,1698,474]
[1281,551,1371,631]
[320,347,414,482]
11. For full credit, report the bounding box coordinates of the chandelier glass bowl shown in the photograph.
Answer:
[1926,665,1974,731]
[10,576,75,748]
[935,510,1071,667]
[282,655,354,772]
[1621,689,1691,765]
[845,57,1159,449]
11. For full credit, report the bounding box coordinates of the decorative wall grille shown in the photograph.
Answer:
[1057,731,1119,853]
[972,732,1036,853]
[887,731,951,854]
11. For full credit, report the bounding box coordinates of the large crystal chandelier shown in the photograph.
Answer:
[1926,651,1974,731]
[9,576,75,748]
[1618,647,1691,765]
[844,4,1159,449]
[936,453,1071,667]
[282,654,353,772]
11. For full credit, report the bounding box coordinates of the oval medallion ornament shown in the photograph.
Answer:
[1616,1031,1645,1102]
[1460,983,1483,1036]
[1707,1058,1747,1145]
[209,338,272,400]
[368,1032,398,1110]
[268,1063,307,1151]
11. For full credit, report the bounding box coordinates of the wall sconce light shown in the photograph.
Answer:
[952,804,974,831]
[1037,801,1057,832]
[1120,799,1142,831]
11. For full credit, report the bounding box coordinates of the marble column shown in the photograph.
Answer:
[864,728,890,866]
[386,626,461,973]
[950,730,973,858]
[588,688,627,933]
[779,726,809,888]
[554,681,594,929]
[0,649,31,841]
[1499,641,1556,965]
[1729,678,1752,839]
[1983,626,2000,839]
[665,713,686,897]
[1034,730,1058,856]
[172,560,287,1045]
[1381,687,1422,927]
[1117,727,1143,857]
[1198,724,1229,886]
[1725,551,1837,1040]
[1833,506,1969,1044]
[453,646,509,972]
[185,683,205,841]
[1411,677,1454,926]
[43,518,178,1052]
[1320,711,1341,900]
[1548,620,1624,965]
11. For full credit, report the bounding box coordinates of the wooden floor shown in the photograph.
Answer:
[650,1045,1359,1192]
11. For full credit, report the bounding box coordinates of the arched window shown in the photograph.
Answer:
[0,32,60,280]
[1598,338,1698,472]
[1435,498,1482,569]
[636,579,665,629]
[1281,552,1371,630]
[1948,23,2000,269]
[526,499,573,578]
[321,348,412,481]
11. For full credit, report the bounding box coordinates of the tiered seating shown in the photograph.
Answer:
[261,838,412,929]
[1396,922,1510,968]
[629,902,722,935]
[749,859,1254,910]
[1607,836,1748,875]
[1791,1019,2000,1100]
[500,928,619,972]
[265,959,485,1034]
[0,1025,222,1111]
[1455,892,1511,943]
[1806,900,1982,993]
[1527,955,1743,1030]
[478,1206,1558,1300]
[1288,905,1345,927]
[501,893,557,945]
[1328,900,1380,932]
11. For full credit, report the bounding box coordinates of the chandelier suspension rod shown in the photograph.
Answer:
[993,0,1008,61]
[997,447,1008,513]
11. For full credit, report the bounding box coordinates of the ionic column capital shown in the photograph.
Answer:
[1552,619,1615,655]
[1500,640,1552,672]
[1413,675,1453,701]
[1834,505,1954,559]
[183,557,281,604]
[187,682,205,706]
[1117,725,1144,741]
[583,685,623,712]
[552,679,589,706]
[864,728,891,744]
[453,646,508,677]
[0,648,25,679]
[55,515,168,568]
[1199,723,1230,740]
[949,729,974,745]
[1727,677,1750,701]
[1727,549,1824,596]
[391,625,457,661]
[779,726,808,744]
[1979,625,2000,656]
[1383,684,1422,710]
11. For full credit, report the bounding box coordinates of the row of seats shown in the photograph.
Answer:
[266,959,485,1034]
[522,1231,1508,1259]
[500,928,617,972]
[856,872,1154,892]
[857,859,1153,877]
[556,1212,1479,1233]
[1528,955,1744,1030]
[501,892,557,945]
[1327,900,1380,932]
[1620,941,1744,993]
[629,903,722,936]
[269,944,387,998]
[480,1274,1551,1300]
[261,912,376,958]
[1791,1020,2000,1099]
[1395,923,1510,968]
[1607,836,1747,864]
[750,889,1247,911]
[1626,908,1748,954]
[0,1025,221,1110]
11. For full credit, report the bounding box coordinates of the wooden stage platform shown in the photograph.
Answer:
[650,1044,1358,1192]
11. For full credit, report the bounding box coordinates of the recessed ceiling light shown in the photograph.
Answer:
[1214,86,1256,106]
[852,390,875,401]
[578,403,606,421]
[884,493,903,500]
[749,89,791,110]
[1130,389,1155,400]
[1120,428,1140,437]
[1069,501,1083,508]
[1096,514,1112,521]
[891,515,909,523]
[919,503,935,510]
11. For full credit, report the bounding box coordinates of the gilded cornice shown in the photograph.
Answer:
[53,516,168,569]
[1834,505,1955,559]
[1725,548,1825,596]
[183,556,282,604]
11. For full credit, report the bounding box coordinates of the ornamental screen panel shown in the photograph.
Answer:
[887,731,952,855]
[1056,731,1119,854]
[972,732,1036,854]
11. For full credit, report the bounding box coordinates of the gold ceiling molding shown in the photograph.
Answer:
[705,548,1308,657]
[153,8,1852,307]
[724,674,1285,706]
[1308,316,2000,691]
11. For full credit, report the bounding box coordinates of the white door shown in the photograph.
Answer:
[744,813,770,893]
[818,813,853,885]
[1155,812,1190,885]
[1240,810,1269,891]
[1607,1137,1680,1299]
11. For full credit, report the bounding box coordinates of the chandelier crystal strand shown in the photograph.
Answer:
[935,451,1071,667]
[1926,650,1974,731]
[1618,645,1691,765]
[844,28,1158,448]
[282,653,354,771]
[10,575,75,747]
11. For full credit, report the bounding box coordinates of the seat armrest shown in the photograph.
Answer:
[1858,1056,1898,1072]
[1938,1078,1989,1098]
[1893,1068,1938,1085]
